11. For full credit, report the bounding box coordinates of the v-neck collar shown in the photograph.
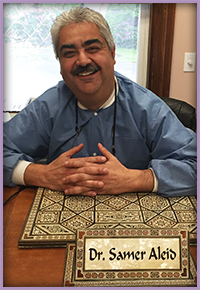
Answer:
[77,76,118,111]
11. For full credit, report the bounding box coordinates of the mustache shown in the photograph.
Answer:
[71,63,100,75]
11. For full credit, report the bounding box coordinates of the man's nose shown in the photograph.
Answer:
[76,50,91,67]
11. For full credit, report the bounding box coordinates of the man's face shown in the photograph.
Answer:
[58,22,116,104]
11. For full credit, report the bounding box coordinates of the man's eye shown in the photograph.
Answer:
[87,46,100,53]
[63,51,76,58]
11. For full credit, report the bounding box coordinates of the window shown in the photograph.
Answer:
[3,3,150,113]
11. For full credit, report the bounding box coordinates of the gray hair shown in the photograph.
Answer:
[50,6,115,59]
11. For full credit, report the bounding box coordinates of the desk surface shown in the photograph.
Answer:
[3,186,197,287]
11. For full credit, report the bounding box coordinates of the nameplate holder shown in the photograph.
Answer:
[74,228,190,281]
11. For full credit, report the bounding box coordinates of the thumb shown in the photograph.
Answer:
[66,143,84,158]
[98,143,114,160]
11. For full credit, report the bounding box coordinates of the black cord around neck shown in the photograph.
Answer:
[112,81,117,156]
[74,80,118,155]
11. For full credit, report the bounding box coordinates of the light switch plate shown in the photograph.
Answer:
[183,53,196,72]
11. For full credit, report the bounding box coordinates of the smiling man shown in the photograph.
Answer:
[58,22,116,110]
[3,7,197,197]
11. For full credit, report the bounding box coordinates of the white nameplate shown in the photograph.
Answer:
[85,237,180,270]
[75,228,189,281]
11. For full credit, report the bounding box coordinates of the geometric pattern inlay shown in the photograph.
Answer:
[64,196,94,213]
[146,215,177,228]
[176,210,197,223]
[18,188,197,248]
[102,196,131,210]
[140,195,169,211]
[61,215,93,232]
[96,210,142,223]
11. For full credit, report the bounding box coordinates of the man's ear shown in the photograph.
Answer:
[111,44,116,65]
[59,62,63,76]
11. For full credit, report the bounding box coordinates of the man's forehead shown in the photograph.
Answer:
[58,23,106,52]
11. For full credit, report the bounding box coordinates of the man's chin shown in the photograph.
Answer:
[77,86,100,96]
[63,75,102,97]
[75,78,101,94]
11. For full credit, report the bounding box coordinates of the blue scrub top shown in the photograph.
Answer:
[3,72,197,197]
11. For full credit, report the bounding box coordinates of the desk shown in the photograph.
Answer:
[3,186,66,287]
[3,186,197,287]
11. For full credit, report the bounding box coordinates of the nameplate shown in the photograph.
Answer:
[85,237,179,270]
[75,228,190,281]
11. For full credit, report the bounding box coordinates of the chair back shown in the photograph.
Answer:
[160,96,196,132]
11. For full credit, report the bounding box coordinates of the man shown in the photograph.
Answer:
[3,7,197,197]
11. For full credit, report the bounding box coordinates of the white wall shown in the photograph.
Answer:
[169,3,197,109]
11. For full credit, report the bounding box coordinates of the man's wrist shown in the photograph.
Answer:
[123,168,154,193]
[24,163,47,187]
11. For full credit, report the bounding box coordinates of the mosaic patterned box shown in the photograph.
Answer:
[18,187,197,248]
[63,229,197,287]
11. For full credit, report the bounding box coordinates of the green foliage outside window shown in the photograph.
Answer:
[3,3,139,111]
[105,4,139,50]
[4,3,139,51]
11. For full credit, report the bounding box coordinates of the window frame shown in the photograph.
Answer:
[147,3,176,98]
